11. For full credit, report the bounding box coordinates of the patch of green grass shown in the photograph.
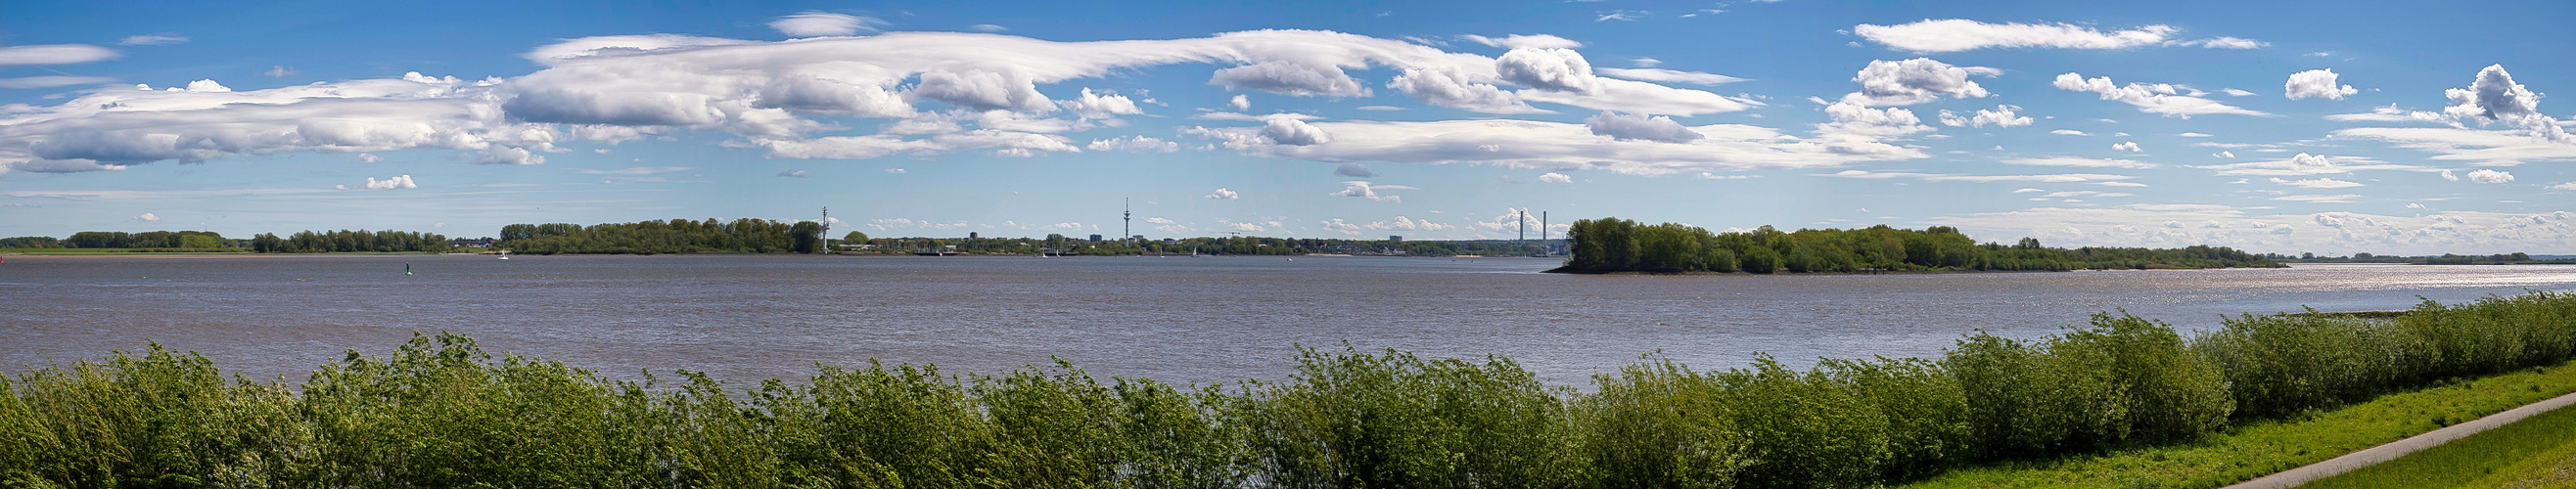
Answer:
[2302,386,2576,489]
[1895,362,2576,489]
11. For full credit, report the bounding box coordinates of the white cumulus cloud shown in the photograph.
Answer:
[1205,187,1239,200]
[1330,180,1414,201]
[1057,88,1143,118]
[2283,68,2358,100]
[1539,172,1572,183]
[1843,58,1996,107]
[1938,105,2032,128]
[2111,141,2141,152]
[1817,101,1931,138]
[2466,168,2514,184]
[364,174,417,190]
[1261,118,1333,145]
[2443,65,2570,143]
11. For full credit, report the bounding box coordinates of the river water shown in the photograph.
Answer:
[5,254,2575,386]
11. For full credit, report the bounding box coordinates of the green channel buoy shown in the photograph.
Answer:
[405,263,413,276]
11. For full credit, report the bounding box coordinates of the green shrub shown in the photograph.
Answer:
[1948,332,2111,457]
[2059,313,2231,442]
[764,360,987,487]
[1242,346,1583,488]
[1108,378,1253,488]
[296,333,638,487]
[1577,357,1742,488]
[2195,314,2421,418]
[1820,356,1970,479]
[1717,355,1890,488]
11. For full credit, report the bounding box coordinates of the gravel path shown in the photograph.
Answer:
[2222,390,2576,488]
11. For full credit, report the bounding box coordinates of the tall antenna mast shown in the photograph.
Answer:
[1541,210,1547,244]
[821,206,830,244]
[1518,208,1526,244]
[1123,198,1132,243]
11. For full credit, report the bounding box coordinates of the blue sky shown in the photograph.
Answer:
[2,0,2571,254]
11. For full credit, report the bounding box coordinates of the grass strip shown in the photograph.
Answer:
[2300,384,2576,488]
[1898,360,2576,489]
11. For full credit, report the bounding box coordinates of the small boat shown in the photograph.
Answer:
[499,256,509,260]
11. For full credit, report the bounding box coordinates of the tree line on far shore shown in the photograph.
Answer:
[1554,218,2282,274]
[248,230,452,253]
[0,230,453,253]
[0,231,235,250]
[495,219,824,254]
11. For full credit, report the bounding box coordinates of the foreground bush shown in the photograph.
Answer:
[4,291,2574,487]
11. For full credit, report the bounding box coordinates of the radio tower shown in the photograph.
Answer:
[820,206,830,244]
[1123,198,1132,243]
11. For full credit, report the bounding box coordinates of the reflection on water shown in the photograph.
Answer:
[5,255,2574,386]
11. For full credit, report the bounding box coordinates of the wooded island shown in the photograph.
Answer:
[1548,217,2281,274]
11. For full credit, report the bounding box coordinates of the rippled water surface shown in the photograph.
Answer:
[6,254,2576,386]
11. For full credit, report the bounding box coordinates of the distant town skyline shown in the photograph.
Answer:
[1,0,2571,254]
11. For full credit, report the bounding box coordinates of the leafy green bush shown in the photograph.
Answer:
[1821,356,1970,479]
[2195,313,2423,418]
[1242,346,1583,488]
[1577,357,1741,488]
[1715,355,1890,488]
